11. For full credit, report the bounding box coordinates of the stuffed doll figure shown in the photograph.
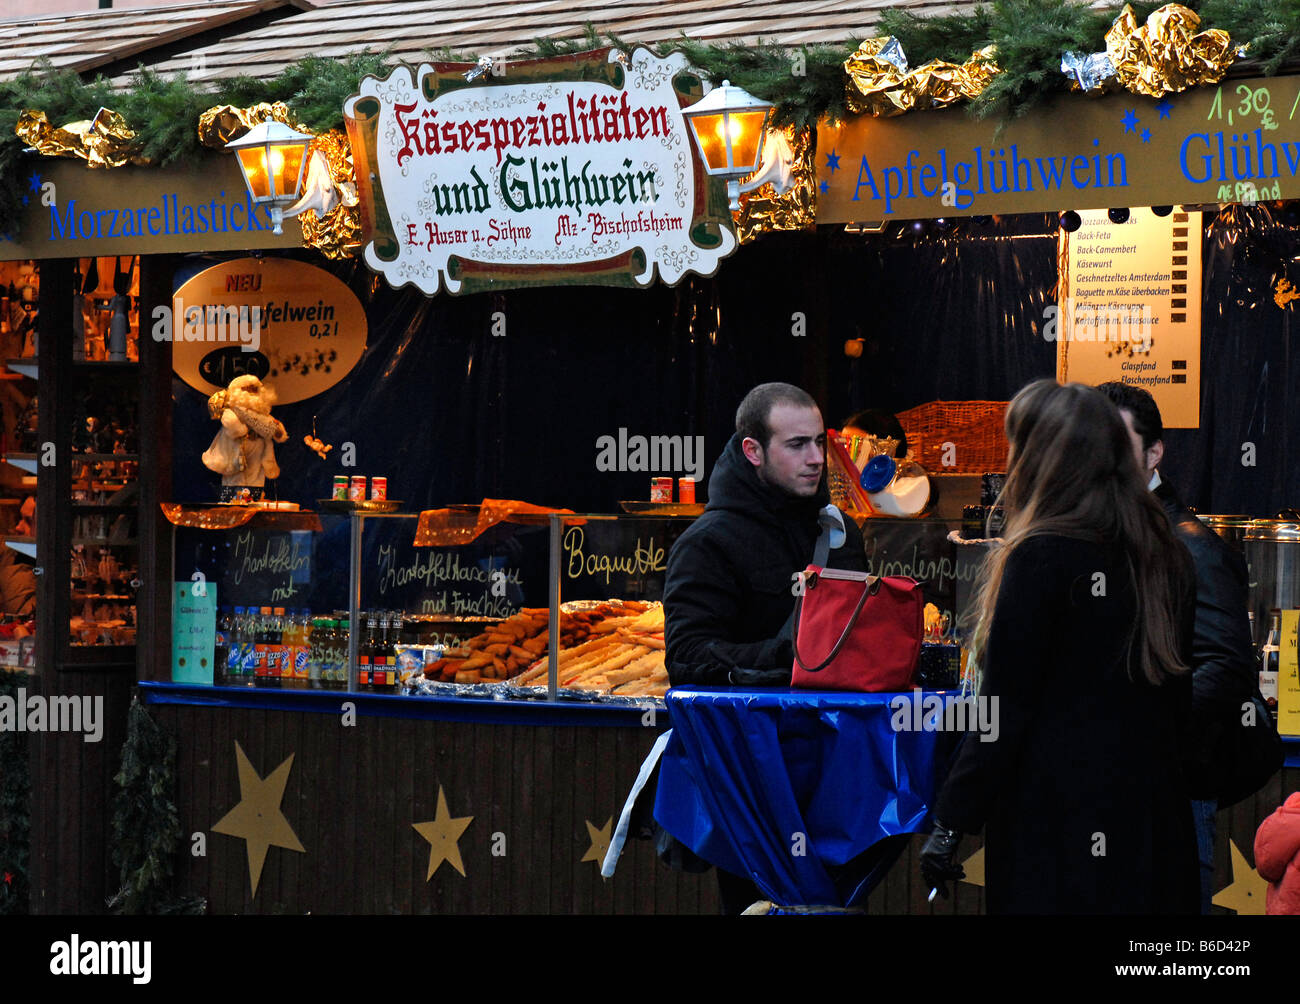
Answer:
[202,374,288,488]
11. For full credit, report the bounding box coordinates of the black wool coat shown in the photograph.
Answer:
[663,433,866,686]
[1154,479,1260,800]
[934,534,1200,915]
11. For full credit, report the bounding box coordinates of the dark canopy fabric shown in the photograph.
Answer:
[172,211,1298,517]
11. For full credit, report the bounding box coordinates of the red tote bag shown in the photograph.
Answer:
[791,566,924,692]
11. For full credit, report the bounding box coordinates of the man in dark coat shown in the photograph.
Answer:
[663,382,867,912]
[1099,381,1279,914]
[665,382,867,687]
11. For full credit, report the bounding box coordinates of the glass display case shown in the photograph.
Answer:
[169,507,976,700]
[169,508,695,699]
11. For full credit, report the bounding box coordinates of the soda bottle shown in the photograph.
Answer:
[235,607,256,685]
[377,611,395,690]
[270,607,287,686]
[231,608,248,686]
[338,618,352,689]
[227,606,244,684]
[372,612,390,691]
[294,610,311,687]
[357,611,377,690]
[251,606,265,685]
[244,607,261,686]
[255,606,275,687]
[214,606,230,685]
[310,617,325,687]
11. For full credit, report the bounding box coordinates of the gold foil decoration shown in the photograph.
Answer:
[734,126,816,245]
[16,107,147,168]
[160,502,322,532]
[1275,277,1300,310]
[414,500,580,547]
[844,38,1000,117]
[298,129,362,260]
[196,101,305,147]
[1105,3,1235,97]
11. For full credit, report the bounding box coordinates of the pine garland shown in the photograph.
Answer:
[107,696,205,915]
[0,670,30,916]
[1198,0,1300,74]
[0,50,392,239]
[972,0,1117,121]
[4,2,1300,239]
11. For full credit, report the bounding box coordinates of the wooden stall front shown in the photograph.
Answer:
[142,686,719,914]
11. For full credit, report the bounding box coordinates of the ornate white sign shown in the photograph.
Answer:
[344,48,735,295]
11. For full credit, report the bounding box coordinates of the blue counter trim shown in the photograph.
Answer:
[138,681,667,729]
[1283,735,1300,769]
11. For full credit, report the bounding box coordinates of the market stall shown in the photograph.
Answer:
[5,0,1300,919]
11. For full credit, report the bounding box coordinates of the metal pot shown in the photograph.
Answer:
[1195,514,1252,552]
[1243,520,1300,648]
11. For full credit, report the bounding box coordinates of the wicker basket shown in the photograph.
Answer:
[896,400,1009,475]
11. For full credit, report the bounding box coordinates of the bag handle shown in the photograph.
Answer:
[791,572,881,673]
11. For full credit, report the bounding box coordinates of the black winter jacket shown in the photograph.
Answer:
[663,433,866,686]
[933,534,1199,914]
[1155,479,1259,798]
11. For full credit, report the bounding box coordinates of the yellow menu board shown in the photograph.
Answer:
[1279,610,1300,738]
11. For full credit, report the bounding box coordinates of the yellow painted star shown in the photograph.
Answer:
[1212,839,1268,915]
[412,785,473,880]
[581,817,613,868]
[959,844,985,887]
[211,741,305,897]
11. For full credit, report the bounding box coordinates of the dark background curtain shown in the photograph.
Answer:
[172,209,1299,518]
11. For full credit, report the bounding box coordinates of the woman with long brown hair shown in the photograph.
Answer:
[919,379,1200,914]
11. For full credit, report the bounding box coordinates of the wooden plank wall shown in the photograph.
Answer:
[154,706,722,914]
[26,668,135,914]
[18,692,1300,913]
[154,702,1300,915]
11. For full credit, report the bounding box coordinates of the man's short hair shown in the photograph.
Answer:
[735,382,818,450]
[1096,381,1163,451]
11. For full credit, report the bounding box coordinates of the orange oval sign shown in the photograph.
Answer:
[169,257,367,404]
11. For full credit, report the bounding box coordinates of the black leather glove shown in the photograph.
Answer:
[728,666,793,687]
[919,820,965,899]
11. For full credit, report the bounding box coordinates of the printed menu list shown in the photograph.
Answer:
[1058,208,1202,428]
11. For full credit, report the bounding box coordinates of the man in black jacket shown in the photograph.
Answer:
[665,382,867,687]
[663,382,867,914]
[1098,381,1270,914]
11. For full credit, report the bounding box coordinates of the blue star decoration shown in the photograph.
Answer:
[825,149,841,174]
[1155,98,1174,120]
[27,172,40,193]
[819,179,829,194]
[1141,128,1152,143]
[1121,109,1139,133]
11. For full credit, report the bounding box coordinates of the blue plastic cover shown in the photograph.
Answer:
[859,454,896,494]
[653,686,943,907]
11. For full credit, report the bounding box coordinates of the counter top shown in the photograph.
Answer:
[138,681,666,728]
